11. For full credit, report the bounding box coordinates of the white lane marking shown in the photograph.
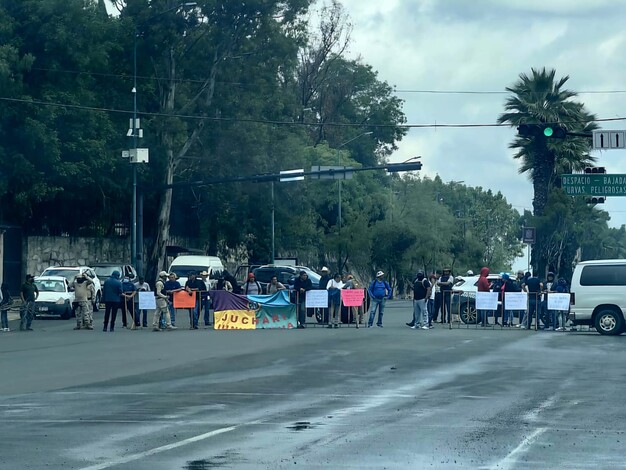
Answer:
[77,425,237,470]
[52,391,417,398]
[523,395,558,422]
[486,427,547,470]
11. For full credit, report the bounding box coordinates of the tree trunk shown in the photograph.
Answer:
[531,147,555,276]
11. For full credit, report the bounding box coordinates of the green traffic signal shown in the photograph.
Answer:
[543,127,554,137]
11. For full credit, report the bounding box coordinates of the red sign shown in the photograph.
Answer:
[341,289,365,307]
[173,291,197,308]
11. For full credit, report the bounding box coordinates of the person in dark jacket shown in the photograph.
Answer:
[437,268,454,324]
[293,271,312,329]
[102,271,123,332]
[500,273,520,326]
[318,267,331,324]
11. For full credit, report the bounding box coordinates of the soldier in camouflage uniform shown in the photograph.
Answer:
[71,273,95,330]
[153,271,176,331]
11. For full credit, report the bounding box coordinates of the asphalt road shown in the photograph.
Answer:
[0,301,624,470]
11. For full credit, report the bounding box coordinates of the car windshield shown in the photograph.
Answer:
[453,279,466,288]
[94,266,121,278]
[170,265,207,278]
[42,269,79,281]
[35,280,66,293]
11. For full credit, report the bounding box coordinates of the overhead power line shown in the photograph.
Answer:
[1,95,625,129]
[29,67,626,96]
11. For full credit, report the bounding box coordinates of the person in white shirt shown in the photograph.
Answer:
[326,273,345,328]
[133,276,151,328]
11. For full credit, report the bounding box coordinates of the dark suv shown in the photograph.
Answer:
[252,265,321,293]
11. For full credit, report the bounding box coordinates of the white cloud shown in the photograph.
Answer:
[339,0,626,228]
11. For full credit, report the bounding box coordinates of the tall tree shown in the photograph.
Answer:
[497,67,598,275]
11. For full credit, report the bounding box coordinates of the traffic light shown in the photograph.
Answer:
[586,197,606,204]
[584,167,606,174]
[542,125,567,139]
[517,124,567,139]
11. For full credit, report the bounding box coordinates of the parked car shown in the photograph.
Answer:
[451,274,502,324]
[252,265,321,293]
[33,276,75,319]
[569,259,626,335]
[92,263,137,284]
[40,266,101,310]
[168,255,225,288]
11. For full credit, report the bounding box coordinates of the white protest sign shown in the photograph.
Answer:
[305,289,328,308]
[547,293,570,311]
[138,291,156,310]
[476,292,499,310]
[504,292,528,311]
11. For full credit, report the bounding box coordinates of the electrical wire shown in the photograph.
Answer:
[1,95,624,129]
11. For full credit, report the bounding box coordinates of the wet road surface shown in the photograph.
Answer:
[1,301,624,469]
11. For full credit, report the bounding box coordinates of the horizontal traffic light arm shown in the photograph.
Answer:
[167,161,423,188]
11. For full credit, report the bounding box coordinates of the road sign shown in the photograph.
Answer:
[309,166,354,180]
[593,130,626,149]
[561,173,626,196]
[522,227,536,244]
[279,169,304,182]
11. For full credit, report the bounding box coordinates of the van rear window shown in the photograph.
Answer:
[580,265,626,286]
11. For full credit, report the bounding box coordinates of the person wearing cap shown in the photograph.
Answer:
[367,271,391,328]
[199,271,211,328]
[243,272,262,295]
[164,273,183,327]
[294,270,312,328]
[71,273,95,330]
[185,271,205,329]
[437,268,454,324]
[20,274,39,331]
[318,267,332,324]
[153,271,176,331]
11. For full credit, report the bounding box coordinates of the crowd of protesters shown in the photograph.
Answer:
[1,264,571,333]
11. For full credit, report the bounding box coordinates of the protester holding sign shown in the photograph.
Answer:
[326,273,344,329]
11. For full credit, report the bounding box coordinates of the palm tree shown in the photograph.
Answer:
[498,67,598,217]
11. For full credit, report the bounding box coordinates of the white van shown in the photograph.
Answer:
[168,255,224,288]
[569,259,626,335]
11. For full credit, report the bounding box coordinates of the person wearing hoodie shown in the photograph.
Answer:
[318,267,331,324]
[477,267,491,326]
[102,270,123,332]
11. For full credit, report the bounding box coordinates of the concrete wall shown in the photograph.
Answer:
[25,236,131,276]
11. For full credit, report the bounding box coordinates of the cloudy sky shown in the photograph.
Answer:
[338,0,626,234]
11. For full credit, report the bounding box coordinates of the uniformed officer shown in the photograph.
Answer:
[153,271,177,332]
[72,273,95,330]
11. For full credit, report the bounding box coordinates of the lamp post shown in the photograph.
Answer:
[130,2,196,276]
[337,131,373,231]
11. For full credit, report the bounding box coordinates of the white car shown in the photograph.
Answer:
[40,266,101,310]
[451,274,503,323]
[569,259,626,335]
[33,276,75,319]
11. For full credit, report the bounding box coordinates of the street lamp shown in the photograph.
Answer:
[337,131,373,231]
[129,2,197,276]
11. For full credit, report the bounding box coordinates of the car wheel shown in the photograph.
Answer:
[459,300,477,324]
[594,308,624,336]
[93,292,101,312]
[315,308,323,324]
[61,307,72,320]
